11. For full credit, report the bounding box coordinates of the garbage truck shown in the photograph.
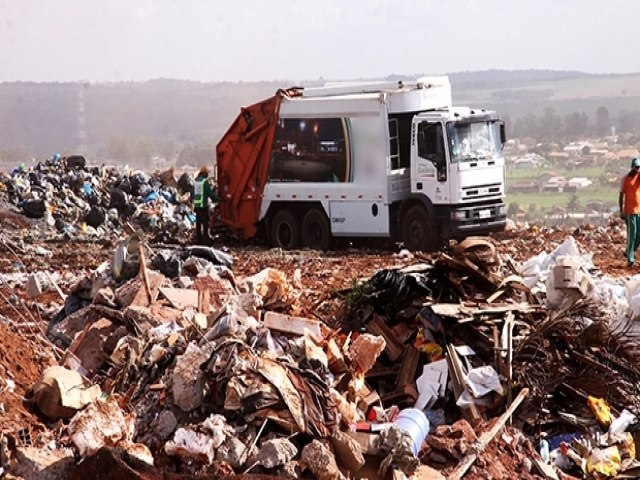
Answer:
[215,77,507,251]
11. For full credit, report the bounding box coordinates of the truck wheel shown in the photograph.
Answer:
[302,208,333,250]
[269,209,301,249]
[402,205,438,252]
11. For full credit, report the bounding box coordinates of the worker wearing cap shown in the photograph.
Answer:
[193,166,216,243]
[619,157,640,266]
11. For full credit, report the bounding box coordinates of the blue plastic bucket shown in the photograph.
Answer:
[394,408,430,456]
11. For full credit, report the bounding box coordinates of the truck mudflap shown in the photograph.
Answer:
[447,202,507,237]
[215,89,300,239]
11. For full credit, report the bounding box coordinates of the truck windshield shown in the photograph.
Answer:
[447,121,502,162]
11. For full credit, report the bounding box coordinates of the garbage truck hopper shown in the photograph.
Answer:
[215,89,296,239]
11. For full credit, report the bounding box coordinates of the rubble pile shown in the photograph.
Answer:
[2,217,640,478]
[341,236,640,478]
[0,156,197,243]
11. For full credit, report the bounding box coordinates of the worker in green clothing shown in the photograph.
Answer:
[193,166,217,243]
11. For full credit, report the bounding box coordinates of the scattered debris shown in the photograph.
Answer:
[3,179,640,480]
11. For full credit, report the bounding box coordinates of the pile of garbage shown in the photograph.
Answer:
[0,155,199,242]
[7,232,640,479]
[340,236,640,478]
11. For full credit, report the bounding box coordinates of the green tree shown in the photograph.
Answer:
[564,112,589,139]
[566,192,580,213]
[526,203,540,222]
[513,113,541,139]
[540,108,562,141]
[595,106,610,136]
[619,111,638,133]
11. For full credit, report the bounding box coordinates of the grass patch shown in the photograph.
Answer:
[506,188,618,210]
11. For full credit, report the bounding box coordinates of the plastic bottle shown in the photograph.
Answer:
[540,439,550,463]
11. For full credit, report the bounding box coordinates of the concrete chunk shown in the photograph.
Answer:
[349,333,386,373]
[172,343,207,412]
[26,273,43,298]
[301,440,346,480]
[256,438,298,469]
[330,430,365,473]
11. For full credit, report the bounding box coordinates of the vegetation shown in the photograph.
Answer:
[344,278,374,307]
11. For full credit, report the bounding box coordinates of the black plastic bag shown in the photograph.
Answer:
[152,250,183,278]
[22,199,46,218]
[66,155,87,170]
[178,172,194,195]
[184,246,233,268]
[85,206,106,228]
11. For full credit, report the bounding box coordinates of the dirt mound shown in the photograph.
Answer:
[0,319,54,437]
[0,210,31,231]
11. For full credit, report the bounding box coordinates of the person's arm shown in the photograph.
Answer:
[204,179,216,202]
[620,177,627,219]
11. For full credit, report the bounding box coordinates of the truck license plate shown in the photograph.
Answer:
[478,209,490,219]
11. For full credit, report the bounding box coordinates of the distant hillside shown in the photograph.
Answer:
[0,70,639,165]
[446,69,590,88]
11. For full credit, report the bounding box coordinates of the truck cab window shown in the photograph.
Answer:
[417,123,445,164]
[417,122,446,181]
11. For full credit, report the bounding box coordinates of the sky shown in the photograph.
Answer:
[1,0,639,83]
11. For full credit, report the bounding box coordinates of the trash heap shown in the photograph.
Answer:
[341,236,640,479]
[19,232,396,479]
[0,156,198,243]
[11,233,640,479]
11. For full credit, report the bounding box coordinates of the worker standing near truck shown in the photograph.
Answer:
[193,166,216,243]
[619,157,640,267]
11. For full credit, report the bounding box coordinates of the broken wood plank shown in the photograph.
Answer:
[446,344,482,423]
[365,366,400,381]
[365,314,404,361]
[44,271,66,301]
[137,242,152,303]
[159,287,199,310]
[326,338,348,374]
[448,388,529,480]
[486,289,505,304]
[262,311,322,339]
[395,346,420,389]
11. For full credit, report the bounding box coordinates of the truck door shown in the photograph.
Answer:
[412,120,449,203]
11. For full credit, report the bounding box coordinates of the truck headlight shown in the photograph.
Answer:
[451,210,467,221]
[498,205,507,216]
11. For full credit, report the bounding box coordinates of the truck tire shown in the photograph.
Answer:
[269,209,301,249]
[301,208,333,251]
[401,204,439,252]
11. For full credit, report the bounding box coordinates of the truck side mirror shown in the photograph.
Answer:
[500,122,506,146]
